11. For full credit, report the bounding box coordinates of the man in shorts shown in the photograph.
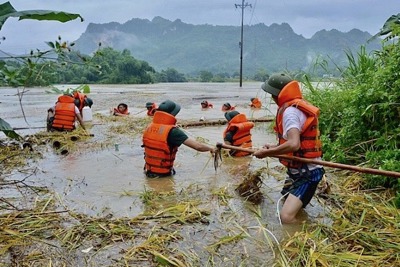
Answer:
[253,73,324,224]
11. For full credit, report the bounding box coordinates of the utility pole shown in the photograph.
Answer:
[235,0,251,87]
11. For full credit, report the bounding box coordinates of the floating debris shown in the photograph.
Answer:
[236,170,264,205]
[53,140,61,149]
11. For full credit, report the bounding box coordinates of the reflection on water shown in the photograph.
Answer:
[145,177,175,192]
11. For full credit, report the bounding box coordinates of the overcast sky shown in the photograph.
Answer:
[0,0,398,54]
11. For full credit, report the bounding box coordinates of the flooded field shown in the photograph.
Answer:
[0,82,329,266]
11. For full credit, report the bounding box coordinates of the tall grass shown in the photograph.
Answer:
[303,40,400,205]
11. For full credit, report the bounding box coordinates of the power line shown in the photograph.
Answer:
[235,0,252,88]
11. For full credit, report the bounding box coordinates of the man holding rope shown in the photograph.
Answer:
[142,100,216,178]
[223,110,254,157]
[254,73,325,224]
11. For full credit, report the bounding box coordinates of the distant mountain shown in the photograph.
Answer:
[73,16,381,76]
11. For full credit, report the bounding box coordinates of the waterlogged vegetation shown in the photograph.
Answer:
[1,2,400,266]
[303,22,400,205]
[282,18,400,266]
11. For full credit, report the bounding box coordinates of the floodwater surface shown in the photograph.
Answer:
[1,82,328,265]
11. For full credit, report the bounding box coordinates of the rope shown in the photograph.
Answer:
[277,192,289,225]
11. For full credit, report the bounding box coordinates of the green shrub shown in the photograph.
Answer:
[303,39,400,206]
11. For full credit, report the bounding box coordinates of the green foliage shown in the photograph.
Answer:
[154,68,187,82]
[45,84,91,95]
[73,17,381,76]
[304,25,400,205]
[0,43,102,87]
[0,118,20,139]
[0,2,86,139]
[0,1,83,31]
[53,47,156,84]
[0,2,95,87]
[369,13,400,42]
[199,70,213,82]
[211,74,226,83]
[0,46,158,86]
[253,68,270,82]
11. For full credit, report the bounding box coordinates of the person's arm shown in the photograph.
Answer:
[75,113,86,130]
[253,128,300,159]
[74,106,86,130]
[183,138,215,153]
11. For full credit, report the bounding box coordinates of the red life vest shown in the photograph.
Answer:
[201,101,213,108]
[146,103,157,116]
[113,107,129,115]
[52,95,76,131]
[221,103,235,111]
[250,98,262,108]
[274,81,322,168]
[142,111,178,175]
[73,91,86,113]
[223,113,254,157]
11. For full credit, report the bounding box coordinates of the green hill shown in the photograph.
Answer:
[74,16,381,76]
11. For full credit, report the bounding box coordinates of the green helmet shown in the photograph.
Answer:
[261,73,293,97]
[157,100,181,116]
[224,110,240,122]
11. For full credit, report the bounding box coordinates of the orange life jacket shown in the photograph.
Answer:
[250,98,262,108]
[113,107,129,115]
[52,95,76,131]
[201,101,213,108]
[221,104,235,112]
[73,91,86,113]
[223,113,254,157]
[147,103,157,116]
[142,111,178,174]
[274,81,322,168]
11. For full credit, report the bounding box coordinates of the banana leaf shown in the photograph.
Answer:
[0,118,21,140]
[0,1,84,31]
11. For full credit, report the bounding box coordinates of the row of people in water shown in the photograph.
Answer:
[111,97,262,117]
[200,97,262,110]
[46,73,324,224]
[111,102,157,116]
[46,95,262,132]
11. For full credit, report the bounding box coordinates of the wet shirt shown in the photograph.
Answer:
[282,107,306,139]
[167,127,189,147]
[283,106,322,171]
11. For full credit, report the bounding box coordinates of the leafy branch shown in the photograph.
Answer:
[0,1,87,139]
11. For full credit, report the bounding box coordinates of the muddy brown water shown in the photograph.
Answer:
[1,82,328,264]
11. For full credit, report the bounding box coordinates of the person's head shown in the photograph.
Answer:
[146,102,155,110]
[261,73,293,101]
[157,100,181,116]
[224,111,240,122]
[222,102,231,111]
[201,100,208,108]
[84,97,93,108]
[117,103,128,111]
[250,98,255,102]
